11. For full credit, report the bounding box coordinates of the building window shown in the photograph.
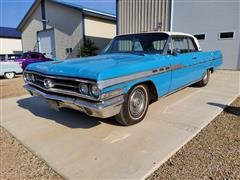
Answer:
[219,32,234,39]
[194,34,205,40]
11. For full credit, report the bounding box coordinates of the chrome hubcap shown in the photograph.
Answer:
[129,89,146,118]
[203,72,208,82]
[5,73,14,79]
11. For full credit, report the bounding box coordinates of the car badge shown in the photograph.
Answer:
[43,78,54,89]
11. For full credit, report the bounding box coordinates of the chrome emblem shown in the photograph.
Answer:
[43,78,54,89]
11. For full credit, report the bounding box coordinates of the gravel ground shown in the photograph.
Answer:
[148,97,240,179]
[0,76,27,99]
[1,77,239,179]
[0,127,63,180]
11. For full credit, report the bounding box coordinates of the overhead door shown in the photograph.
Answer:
[37,29,55,58]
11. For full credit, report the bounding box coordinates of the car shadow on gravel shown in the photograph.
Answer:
[207,102,240,116]
[17,96,121,129]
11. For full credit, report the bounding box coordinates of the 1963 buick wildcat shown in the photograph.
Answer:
[23,32,222,126]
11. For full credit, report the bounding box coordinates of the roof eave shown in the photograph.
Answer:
[17,0,40,32]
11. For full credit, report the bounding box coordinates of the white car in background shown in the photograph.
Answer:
[0,61,22,79]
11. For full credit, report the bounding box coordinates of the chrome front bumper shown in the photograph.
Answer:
[24,84,124,118]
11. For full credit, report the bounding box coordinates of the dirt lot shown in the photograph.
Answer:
[0,78,239,179]
[0,76,27,99]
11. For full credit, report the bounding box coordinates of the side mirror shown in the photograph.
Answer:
[172,48,181,56]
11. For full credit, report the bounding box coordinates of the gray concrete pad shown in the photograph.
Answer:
[1,70,239,179]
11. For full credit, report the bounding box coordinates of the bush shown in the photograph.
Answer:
[79,38,99,57]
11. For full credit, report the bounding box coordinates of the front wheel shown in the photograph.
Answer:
[115,84,149,126]
[4,72,15,79]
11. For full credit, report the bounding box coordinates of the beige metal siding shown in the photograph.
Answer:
[118,0,170,35]
[45,1,84,59]
[21,2,42,52]
[20,1,84,59]
[84,15,116,51]
[0,38,22,54]
[84,16,116,38]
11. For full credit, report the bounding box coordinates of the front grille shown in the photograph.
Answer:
[34,74,80,92]
[25,71,98,101]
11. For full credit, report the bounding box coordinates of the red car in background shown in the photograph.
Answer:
[14,52,52,70]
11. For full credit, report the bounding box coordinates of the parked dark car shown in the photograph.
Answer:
[14,52,52,70]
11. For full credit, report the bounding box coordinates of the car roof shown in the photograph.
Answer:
[116,31,201,50]
[117,31,194,38]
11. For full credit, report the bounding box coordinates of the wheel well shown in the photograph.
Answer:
[133,81,158,104]
[209,67,214,73]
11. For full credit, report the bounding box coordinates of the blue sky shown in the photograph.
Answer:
[0,0,116,28]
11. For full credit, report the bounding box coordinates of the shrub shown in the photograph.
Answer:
[79,38,99,57]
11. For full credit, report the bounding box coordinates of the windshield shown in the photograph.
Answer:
[103,33,169,54]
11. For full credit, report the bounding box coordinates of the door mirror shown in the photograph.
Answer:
[172,48,181,56]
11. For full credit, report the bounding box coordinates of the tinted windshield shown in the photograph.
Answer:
[103,33,169,54]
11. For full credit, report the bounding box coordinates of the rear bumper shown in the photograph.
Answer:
[24,84,124,118]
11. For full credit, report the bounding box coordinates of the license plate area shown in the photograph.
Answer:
[46,99,60,111]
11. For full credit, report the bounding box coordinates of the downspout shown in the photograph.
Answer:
[82,13,86,43]
[41,0,47,30]
[116,0,119,35]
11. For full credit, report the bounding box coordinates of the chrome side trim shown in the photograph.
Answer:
[98,57,221,89]
[98,64,183,89]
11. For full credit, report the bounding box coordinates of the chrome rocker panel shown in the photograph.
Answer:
[24,84,124,119]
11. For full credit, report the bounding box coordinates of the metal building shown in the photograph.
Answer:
[0,27,22,55]
[17,0,116,59]
[116,0,240,70]
[117,0,171,34]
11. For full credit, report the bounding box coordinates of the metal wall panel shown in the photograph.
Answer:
[117,0,171,35]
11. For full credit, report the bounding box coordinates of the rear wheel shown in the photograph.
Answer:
[195,69,210,87]
[4,72,15,79]
[115,84,149,126]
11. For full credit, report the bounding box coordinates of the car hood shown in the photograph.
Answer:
[26,53,168,81]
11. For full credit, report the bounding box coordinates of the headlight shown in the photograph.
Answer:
[90,85,100,98]
[23,73,31,82]
[30,74,35,82]
[79,83,89,95]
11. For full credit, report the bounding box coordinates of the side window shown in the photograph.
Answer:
[188,38,198,52]
[219,32,234,39]
[152,40,167,51]
[133,41,143,51]
[172,37,189,54]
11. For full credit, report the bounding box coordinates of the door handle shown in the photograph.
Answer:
[192,57,197,60]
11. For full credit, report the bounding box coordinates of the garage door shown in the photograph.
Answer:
[37,30,55,58]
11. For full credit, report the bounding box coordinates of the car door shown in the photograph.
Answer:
[169,36,199,91]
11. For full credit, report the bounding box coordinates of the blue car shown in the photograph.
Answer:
[23,32,222,126]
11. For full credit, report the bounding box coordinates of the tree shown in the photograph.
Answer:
[79,38,99,57]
